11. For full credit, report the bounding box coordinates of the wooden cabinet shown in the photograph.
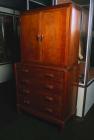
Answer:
[15,2,81,127]
[20,3,81,67]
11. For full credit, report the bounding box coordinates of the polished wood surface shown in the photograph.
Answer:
[15,3,80,127]
[20,4,81,67]
[20,12,41,62]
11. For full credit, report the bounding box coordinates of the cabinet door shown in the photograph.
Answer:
[20,13,41,62]
[41,8,68,66]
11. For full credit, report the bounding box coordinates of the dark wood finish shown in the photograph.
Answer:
[15,3,80,127]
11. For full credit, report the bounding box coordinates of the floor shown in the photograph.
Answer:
[0,80,94,140]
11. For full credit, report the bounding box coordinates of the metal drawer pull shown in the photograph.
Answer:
[45,73,54,78]
[45,96,53,101]
[24,100,30,105]
[45,85,54,90]
[45,108,53,113]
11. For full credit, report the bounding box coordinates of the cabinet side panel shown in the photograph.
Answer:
[67,6,81,66]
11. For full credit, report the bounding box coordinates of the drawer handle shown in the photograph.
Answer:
[24,100,30,105]
[45,108,53,113]
[23,89,30,94]
[45,73,54,78]
[22,80,29,83]
[22,69,29,73]
[45,85,54,90]
[45,96,53,102]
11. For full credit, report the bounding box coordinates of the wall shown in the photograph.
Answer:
[76,86,85,117]
[0,7,19,83]
[0,0,26,10]
[85,82,94,115]
[76,81,94,117]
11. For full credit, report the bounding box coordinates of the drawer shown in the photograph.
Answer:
[16,64,44,80]
[31,92,62,109]
[42,69,64,82]
[23,95,31,107]
[31,94,62,118]
[41,106,61,118]
[17,84,33,97]
[33,81,63,95]
[17,92,31,108]
[42,80,63,89]
[17,78,64,96]
[31,91,61,102]
[16,94,23,105]
[16,64,64,82]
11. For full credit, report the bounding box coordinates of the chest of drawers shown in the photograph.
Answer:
[15,63,78,125]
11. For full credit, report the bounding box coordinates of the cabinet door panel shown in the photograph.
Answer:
[20,13,41,62]
[41,8,68,66]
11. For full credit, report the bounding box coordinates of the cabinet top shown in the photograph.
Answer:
[21,1,81,15]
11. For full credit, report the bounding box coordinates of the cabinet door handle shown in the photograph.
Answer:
[36,34,44,41]
[36,34,41,41]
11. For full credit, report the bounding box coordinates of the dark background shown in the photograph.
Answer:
[0,0,90,11]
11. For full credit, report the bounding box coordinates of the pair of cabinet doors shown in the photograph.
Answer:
[20,4,81,67]
[20,6,72,66]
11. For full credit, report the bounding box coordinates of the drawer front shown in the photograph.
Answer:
[17,86,31,107]
[16,71,64,96]
[41,69,64,82]
[16,64,64,118]
[31,96,61,117]
[16,64,64,82]
[30,92,62,118]
[39,80,63,93]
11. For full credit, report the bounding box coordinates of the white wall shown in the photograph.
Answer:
[84,81,94,115]
[0,7,19,83]
[76,86,85,117]
[76,81,94,117]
